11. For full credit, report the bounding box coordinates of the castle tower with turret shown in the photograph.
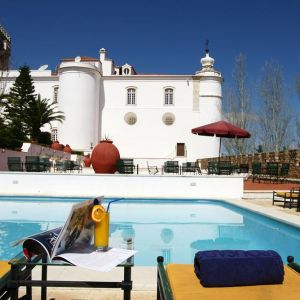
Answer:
[0,25,11,70]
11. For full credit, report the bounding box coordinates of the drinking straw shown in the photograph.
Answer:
[107,198,124,212]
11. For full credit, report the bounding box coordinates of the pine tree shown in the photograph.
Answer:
[6,65,36,144]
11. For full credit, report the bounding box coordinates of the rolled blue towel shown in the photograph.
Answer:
[194,250,284,287]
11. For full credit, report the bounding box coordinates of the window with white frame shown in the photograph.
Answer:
[53,86,59,103]
[51,128,58,141]
[164,88,174,105]
[127,88,136,105]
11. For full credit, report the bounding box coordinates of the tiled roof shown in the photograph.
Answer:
[61,56,99,62]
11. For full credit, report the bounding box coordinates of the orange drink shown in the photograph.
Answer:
[93,208,110,250]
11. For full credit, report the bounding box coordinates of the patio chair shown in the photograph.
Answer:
[25,156,42,172]
[238,163,249,174]
[7,157,23,172]
[157,255,300,300]
[278,163,290,183]
[54,160,67,172]
[251,162,262,183]
[207,161,218,175]
[266,162,279,182]
[273,187,300,209]
[116,159,135,174]
[147,161,159,175]
[181,162,201,175]
[71,161,82,173]
[39,157,51,172]
[218,161,232,175]
[163,161,179,174]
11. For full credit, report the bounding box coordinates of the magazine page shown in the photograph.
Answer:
[53,247,137,272]
[50,198,102,260]
[13,227,62,261]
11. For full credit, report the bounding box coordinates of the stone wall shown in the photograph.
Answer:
[199,149,300,178]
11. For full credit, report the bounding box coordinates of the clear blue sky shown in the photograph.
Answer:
[1,0,300,104]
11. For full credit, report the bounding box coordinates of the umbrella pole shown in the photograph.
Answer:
[218,137,221,162]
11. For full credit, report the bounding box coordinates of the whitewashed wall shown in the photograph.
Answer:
[101,76,220,162]
[0,172,243,200]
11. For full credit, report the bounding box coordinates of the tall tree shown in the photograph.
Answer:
[223,53,253,155]
[2,65,65,148]
[296,77,300,146]
[258,61,291,152]
[27,94,65,142]
[5,65,36,144]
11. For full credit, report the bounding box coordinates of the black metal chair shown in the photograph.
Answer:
[163,161,179,174]
[25,156,43,172]
[182,162,201,175]
[278,163,290,183]
[116,159,135,174]
[7,157,23,171]
[54,160,67,172]
[207,161,218,175]
[238,163,249,174]
[218,161,232,175]
[251,162,262,183]
[266,162,279,182]
[39,157,51,172]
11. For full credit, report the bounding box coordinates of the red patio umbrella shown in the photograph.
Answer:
[191,120,251,159]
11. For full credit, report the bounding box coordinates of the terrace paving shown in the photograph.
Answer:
[19,179,300,299]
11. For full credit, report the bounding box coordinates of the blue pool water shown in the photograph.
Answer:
[0,196,300,266]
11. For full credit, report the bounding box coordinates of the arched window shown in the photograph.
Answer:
[164,88,174,105]
[127,88,136,105]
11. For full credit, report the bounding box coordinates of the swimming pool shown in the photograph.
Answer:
[1,196,300,265]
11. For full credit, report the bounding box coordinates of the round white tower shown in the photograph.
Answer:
[57,57,101,152]
[194,47,224,158]
[196,47,223,124]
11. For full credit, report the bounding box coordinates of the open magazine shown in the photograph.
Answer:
[14,198,136,272]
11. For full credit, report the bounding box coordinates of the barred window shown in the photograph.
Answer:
[53,86,59,103]
[164,88,173,105]
[127,88,136,105]
[51,128,58,141]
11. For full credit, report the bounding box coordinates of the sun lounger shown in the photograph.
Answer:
[0,254,41,300]
[0,261,10,299]
[273,188,300,209]
[157,255,300,300]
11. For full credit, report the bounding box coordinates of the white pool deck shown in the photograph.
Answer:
[1,171,299,299]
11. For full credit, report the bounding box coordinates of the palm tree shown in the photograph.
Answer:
[26,94,65,141]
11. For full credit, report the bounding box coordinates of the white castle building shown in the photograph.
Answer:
[3,48,223,165]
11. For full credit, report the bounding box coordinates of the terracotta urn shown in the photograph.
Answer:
[63,144,72,153]
[83,155,92,167]
[51,141,62,151]
[91,140,120,173]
